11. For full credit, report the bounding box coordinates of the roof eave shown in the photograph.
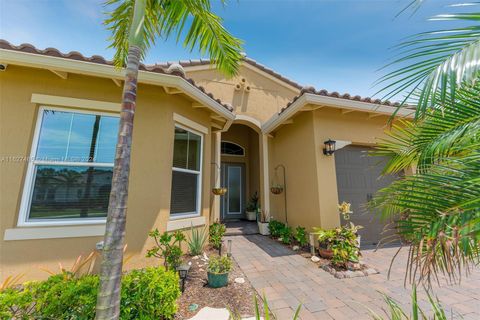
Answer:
[0,48,235,122]
[262,93,415,134]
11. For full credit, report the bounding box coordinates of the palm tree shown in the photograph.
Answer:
[96,1,243,319]
[372,1,480,283]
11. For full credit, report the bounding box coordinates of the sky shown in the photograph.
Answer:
[0,0,469,99]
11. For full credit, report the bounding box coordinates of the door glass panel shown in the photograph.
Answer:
[228,166,241,213]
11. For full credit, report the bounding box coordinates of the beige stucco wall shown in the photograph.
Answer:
[0,65,213,280]
[186,64,299,123]
[269,112,322,231]
[269,105,394,231]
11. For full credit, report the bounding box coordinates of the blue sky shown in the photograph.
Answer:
[0,0,467,98]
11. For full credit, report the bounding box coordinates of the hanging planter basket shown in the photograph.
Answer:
[212,187,227,196]
[270,186,284,195]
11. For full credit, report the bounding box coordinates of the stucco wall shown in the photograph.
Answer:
[186,65,299,123]
[269,112,322,231]
[269,105,394,231]
[0,65,213,280]
[312,106,393,229]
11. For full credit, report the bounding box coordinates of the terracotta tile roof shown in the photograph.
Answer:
[0,40,234,112]
[279,86,402,114]
[156,57,304,90]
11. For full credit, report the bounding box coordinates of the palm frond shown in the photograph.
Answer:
[104,0,243,77]
[372,82,480,174]
[377,5,480,118]
[371,82,480,284]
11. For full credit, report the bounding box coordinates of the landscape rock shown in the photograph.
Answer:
[234,277,245,284]
[311,256,320,263]
[292,245,300,251]
[187,307,229,320]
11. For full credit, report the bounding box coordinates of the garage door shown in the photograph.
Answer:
[335,145,400,247]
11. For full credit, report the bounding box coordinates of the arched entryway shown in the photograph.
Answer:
[219,123,260,221]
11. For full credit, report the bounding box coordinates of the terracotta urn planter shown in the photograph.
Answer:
[318,242,333,259]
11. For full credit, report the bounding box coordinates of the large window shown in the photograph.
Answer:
[170,125,203,218]
[18,107,119,226]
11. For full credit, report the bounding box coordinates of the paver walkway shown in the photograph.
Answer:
[228,234,480,320]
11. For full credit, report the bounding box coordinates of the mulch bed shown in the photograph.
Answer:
[175,246,260,320]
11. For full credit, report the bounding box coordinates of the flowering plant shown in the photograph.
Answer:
[338,201,353,221]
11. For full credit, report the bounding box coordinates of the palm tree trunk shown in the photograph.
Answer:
[95,44,141,320]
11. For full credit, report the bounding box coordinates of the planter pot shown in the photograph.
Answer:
[207,271,229,288]
[318,248,333,259]
[258,222,270,235]
[212,187,227,196]
[246,211,256,221]
[270,187,284,195]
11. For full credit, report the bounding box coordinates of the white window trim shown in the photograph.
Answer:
[166,216,206,231]
[170,117,205,220]
[4,225,106,241]
[17,105,118,227]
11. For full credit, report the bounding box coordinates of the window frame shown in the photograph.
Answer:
[169,122,204,220]
[220,140,245,157]
[17,106,119,227]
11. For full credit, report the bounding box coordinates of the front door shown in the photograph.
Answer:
[220,163,245,220]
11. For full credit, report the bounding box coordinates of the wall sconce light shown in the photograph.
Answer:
[176,263,191,292]
[323,139,336,156]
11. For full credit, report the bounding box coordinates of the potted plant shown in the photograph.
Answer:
[245,192,259,221]
[257,210,270,235]
[338,201,362,247]
[270,184,284,195]
[312,228,335,259]
[207,255,232,288]
[212,187,227,196]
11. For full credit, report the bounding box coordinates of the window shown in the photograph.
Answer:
[18,107,119,226]
[170,126,203,218]
[221,141,245,156]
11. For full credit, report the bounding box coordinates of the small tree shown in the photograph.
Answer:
[96,1,243,318]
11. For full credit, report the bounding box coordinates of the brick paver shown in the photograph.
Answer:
[228,234,480,320]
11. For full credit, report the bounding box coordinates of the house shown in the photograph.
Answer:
[0,40,413,280]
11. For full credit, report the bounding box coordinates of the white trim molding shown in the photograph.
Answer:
[173,113,209,135]
[262,93,415,134]
[4,225,106,240]
[167,216,206,231]
[234,114,262,131]
[31,94,120,112]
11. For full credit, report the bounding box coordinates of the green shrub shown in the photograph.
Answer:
[294,226,308,247]
[146,229,185,270]
[209,222,226,249]
[280,226,293,245]
[187,225,208,256]
[0,267,180,320]
[121,267,180,320]
[207,256,232,274]
[0,286,36,319]
[268,220,285,238]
